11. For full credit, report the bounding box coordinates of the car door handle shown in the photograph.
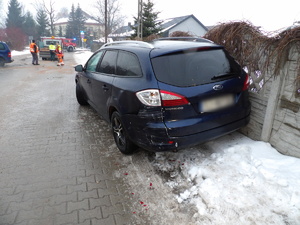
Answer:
[102,84,109,91]
[87,79,91,84]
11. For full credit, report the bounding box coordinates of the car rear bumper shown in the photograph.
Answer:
[124,112,250,152]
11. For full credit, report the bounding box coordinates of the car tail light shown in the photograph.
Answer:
[136,89,161,106]
[136,89,189,107]
[160,90,189,106]
[242,73,250,91]
[8,52,11,58]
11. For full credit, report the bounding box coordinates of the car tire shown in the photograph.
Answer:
[111,111,137,155]
[0,58,5,67]
[76,84,88,105]
[68,47,74,52]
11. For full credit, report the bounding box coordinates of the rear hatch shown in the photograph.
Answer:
[150,46,250,137]
[0,42,12,63]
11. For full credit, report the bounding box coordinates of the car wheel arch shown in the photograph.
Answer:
[76,83,88,105]
[109,106,118,121]
[110,110,138,154]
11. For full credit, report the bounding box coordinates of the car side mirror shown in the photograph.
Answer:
[74,64,84,72]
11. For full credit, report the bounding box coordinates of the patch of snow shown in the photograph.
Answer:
[125,132,300,224]
[11,47,30,56]
[73,48,93,65]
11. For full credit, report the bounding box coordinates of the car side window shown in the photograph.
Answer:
[0,43,5,50]
[116,51,142,76]
[98,51,117,74]
[86,51,104,72]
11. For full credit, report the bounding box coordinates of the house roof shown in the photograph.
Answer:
[54,17,100,25]
[54,10,101,25]
[109,24,134,37]
[161,14,208,33]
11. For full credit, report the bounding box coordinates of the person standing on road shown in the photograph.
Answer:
[49,42,56,61]
[29,40,39,65]
[55,43,64,66]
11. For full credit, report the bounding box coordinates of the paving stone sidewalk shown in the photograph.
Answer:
[0,54,139,225]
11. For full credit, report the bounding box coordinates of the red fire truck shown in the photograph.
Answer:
[41,37,77,52]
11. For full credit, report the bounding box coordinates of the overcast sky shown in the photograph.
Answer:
[3,0,300,32]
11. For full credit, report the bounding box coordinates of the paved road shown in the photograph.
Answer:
[0,52,141,225]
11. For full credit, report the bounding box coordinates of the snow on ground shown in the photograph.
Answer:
[120,133,300,225]
[11,47,30,56]
[151,133,300,224]
[71,50,300,224]
[73,48,93,65]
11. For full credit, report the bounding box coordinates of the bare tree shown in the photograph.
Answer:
[0,0,5,28]
[56,7,69,20]
[34,0,56,36]
[91,0,125,38]
[42,0,56,35]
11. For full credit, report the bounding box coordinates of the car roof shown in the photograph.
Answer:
[100,39,223,58]
[150,40,222,58]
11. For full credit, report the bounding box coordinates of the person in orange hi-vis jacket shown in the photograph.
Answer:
[29,40,39,65]
[55,43,64,66]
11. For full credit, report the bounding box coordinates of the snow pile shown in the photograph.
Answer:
[151,133,300,224]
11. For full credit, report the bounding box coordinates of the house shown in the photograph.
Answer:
[53,17,104,40]
[108,23,134,41]
[160,14,208,37]
[109,14,208,40]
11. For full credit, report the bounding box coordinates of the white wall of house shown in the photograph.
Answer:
[169,17,207,37]
[53,18,104,39]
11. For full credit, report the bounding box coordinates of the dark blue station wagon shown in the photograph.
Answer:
[75,38,251,154]
[0,41,13,67]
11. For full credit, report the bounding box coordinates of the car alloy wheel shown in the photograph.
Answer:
[111,111,137,154]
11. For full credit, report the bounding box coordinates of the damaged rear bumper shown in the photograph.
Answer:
[122,113,250,152]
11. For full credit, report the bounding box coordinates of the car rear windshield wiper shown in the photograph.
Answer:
[211,73,237,80]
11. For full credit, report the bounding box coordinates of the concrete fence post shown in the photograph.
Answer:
[261,65,287,142]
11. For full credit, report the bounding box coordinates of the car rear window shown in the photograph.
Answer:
[151,49,241,87]
[116,51,142,76]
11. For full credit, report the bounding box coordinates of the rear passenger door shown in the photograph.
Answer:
[91,50,117,121]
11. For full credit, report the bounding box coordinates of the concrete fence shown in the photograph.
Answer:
[240,47,300,158]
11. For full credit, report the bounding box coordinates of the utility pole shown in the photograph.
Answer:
[137,0,143,39]
[105,0,108,43]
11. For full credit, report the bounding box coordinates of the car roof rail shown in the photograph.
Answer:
[102,41,154,48]
[154,37,213,43]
